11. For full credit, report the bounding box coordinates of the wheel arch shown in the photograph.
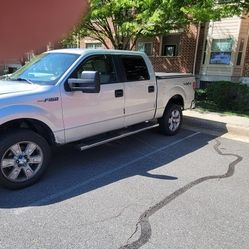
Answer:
[0,118,56,145]
[166,94,184,110]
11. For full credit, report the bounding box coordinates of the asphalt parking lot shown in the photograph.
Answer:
[0,128,249,249]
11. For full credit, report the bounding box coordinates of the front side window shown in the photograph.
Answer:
[120,55,150,82]
[210,38,233,65]
[70,55,117,84]
[8,53,80,85]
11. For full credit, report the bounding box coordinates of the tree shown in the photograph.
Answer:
[67,0,249,50]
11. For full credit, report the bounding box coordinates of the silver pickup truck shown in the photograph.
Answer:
[0,49,195,189]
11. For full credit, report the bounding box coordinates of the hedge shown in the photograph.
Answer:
[196,81,249,112]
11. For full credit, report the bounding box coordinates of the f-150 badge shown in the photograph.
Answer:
[38,97,59,103]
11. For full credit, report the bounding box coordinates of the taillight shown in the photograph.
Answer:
[192,81,196,90]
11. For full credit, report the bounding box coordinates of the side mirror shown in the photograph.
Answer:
[68,71,100,93]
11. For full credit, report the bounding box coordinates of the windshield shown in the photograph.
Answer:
[7,53,80,85]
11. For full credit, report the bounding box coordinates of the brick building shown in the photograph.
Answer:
[80,15,249,87]
[80,25,200,74]
[2,15,249,88]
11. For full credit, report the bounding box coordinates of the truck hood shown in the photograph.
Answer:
[0,80,39,95]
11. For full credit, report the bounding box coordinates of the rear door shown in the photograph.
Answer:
[119,55,157,126]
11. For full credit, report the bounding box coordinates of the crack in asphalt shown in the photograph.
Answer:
[119,139,243,249]
[81,204,140,227]
[126,223,139,244]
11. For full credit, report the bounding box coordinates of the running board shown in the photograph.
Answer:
[78,122,159,151]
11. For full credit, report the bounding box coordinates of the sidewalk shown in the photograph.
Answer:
[183,109,249,140]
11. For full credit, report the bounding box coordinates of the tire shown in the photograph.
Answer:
[159,104,182,136]
[0,130,51,189]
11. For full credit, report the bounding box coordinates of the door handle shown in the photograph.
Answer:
[148,85,155,93]
[115,89,123,98]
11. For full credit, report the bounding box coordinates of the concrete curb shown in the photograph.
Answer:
[183,114,249,138]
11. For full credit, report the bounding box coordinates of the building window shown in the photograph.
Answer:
[209,38,233,65]
[236,39,244,66]
[66,44,77,48]
[163,45,177,57]
[161,34,181,57]
[85,42,102,49]
[137,42,152,56]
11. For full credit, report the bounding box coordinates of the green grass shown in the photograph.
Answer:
[195,100,249,118]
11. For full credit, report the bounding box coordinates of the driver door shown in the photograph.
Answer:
[60,54,125,143]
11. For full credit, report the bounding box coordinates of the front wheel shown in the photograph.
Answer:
[0,130,51,189]
[159,104,182,136]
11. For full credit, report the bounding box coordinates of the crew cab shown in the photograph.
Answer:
[0,49,195,189]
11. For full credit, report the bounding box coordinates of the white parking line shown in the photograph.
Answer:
[14,132,200,215]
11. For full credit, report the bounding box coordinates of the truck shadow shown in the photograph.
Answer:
[0,129,222,209]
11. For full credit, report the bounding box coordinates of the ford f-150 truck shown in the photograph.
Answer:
[0,49,195,189]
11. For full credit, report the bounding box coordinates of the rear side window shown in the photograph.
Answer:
[120,55,150,82]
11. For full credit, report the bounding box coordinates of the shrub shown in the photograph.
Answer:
[195,88,207,101]
[206,81,249,111]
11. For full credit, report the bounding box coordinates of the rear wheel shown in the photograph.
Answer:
[159,104,182,136]
[0,130,51,189]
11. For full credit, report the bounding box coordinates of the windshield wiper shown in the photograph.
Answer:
[14,77,33,84]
